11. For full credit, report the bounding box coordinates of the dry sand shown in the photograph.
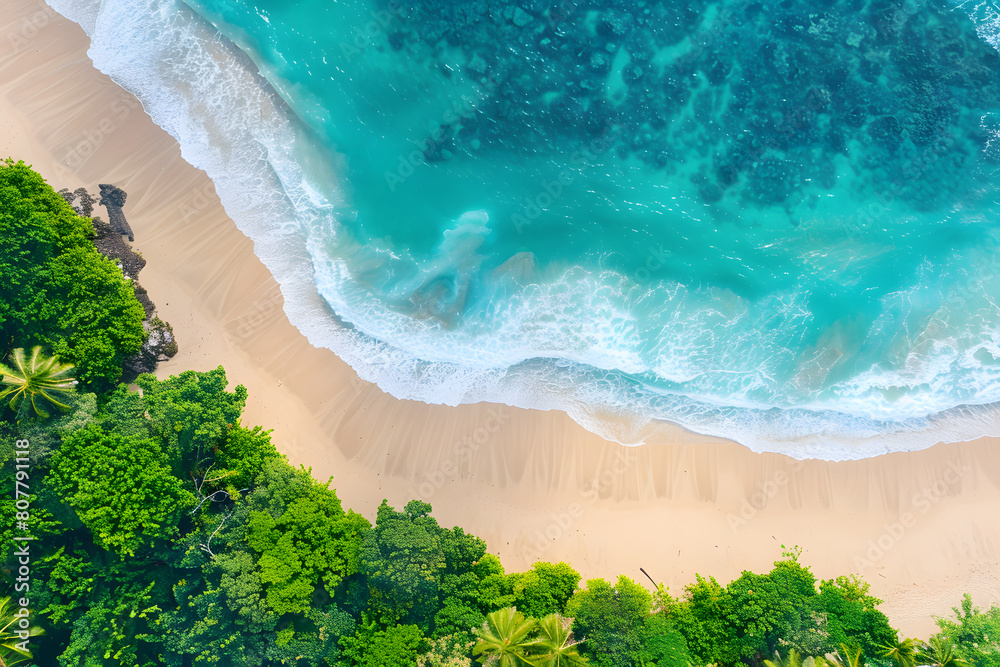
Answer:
[3,0,1000,640]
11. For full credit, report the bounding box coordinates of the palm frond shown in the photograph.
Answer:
[0,346,76,420]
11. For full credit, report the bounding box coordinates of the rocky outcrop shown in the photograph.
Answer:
[121,317,178,383]
[91,215,147,283]
[58,187,96,217]
[61,182,180,383]
[99,183,134,241]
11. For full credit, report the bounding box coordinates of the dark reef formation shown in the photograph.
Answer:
[99,183,135,241]
[91,214,152,315]
[58,187,96,217]
[378,0,1000,212]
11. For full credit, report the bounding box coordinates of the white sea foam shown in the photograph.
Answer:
[45,0,1000,460]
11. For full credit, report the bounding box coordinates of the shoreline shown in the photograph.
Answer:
[48,0,995,463]
[4,0,1000,638]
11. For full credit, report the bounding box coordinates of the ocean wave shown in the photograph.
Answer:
[46,0,1000,459]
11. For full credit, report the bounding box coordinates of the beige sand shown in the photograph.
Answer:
[3,0,1000,640]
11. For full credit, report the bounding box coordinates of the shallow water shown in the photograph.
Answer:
[49,0,1000,457]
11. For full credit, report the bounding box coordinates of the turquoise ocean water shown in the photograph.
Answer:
[48,0,1000,457]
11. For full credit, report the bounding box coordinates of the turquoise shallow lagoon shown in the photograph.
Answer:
[48,0,1000,457]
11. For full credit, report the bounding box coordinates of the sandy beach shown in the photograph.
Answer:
[4,0,1000,639]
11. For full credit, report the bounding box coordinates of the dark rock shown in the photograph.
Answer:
[98,182,126,207]
[58,187,96,217]
[858,57,881,83]
[132,283,156,320]
[844,105,866,128]
[98,184,134,241]
[826,127,848,154]
[147,317,178,359]
[693,173,724,203]
[121,345,157,384]
[74,187,95,217]
[52,183,181,384]
[91,216,146,281]
[121,317,178,383]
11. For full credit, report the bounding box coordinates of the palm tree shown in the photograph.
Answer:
[880,638,918,667]
[764,649,828,667]
[917,637,970,667]
[825,642,863,667]
[0,597,44,667]
[532,614,588,666]
[0,346,76,420]
[764,649,804,667]
[474,607,539,667]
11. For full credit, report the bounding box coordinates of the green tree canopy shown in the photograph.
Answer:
[566,576,652,667]
[510,562,582,619]
[47,423,194,556]
[340,620,424,667]
[136,366,247,459]
[817,575,897,659]
[215,424,285,490]
[158,550,277,666]
[0,160,145,389]
[472,554,516,612]
[917,636,970,667]
[671,574,733,665]
[0,596,44,666]
[721,569,801,661]
[931,594,1000,667]
[362,500,449,630]
[534,612,589,667]
[245,462,370,616]
[880,637,919,667]
[639,614,691,667]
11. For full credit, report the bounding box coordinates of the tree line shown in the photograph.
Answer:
[2,159,1000,666]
